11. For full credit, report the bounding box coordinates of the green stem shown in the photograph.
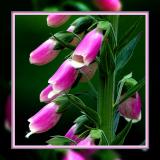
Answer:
[98,70,115,144]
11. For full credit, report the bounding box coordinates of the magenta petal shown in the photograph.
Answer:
[26,102,61,138]
[63,150,85,160]
[77,136,95,146]
[65,124,82,143]
[48,59,78,91]
[118,92,141,121]
[72,29,103,66]
[47,14,70,27]
[94,0,122,11]
[39,84,61,103]
[29,39,59,65]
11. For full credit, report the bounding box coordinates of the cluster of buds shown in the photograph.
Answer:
[26,14,103,139]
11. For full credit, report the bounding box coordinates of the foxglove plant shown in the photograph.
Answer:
[26,15,145,146]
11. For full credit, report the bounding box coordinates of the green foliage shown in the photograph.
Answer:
[46,136,76,145]
[111,120,132,145]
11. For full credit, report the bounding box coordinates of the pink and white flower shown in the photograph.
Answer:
[29,39,59,65]
[47,14,70,27]
[118,92,142,123]
[25,102,61,138]
[65,124,82,143]
[71,28,103,68]
[48,59,78,92]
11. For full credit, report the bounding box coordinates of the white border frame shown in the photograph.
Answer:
[11,11,149,149]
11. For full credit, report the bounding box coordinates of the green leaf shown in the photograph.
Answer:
[97,21,111,31]
[53,31,76,50]
[114,111,120,133]
[116,32,142,72]
[54,95,71,113]
[118,16,143,51]
[107,15,119,44]
[66,94,101,128]
[90,129,102,139]
[99,130,109,145]
[46,136,76,145]
[115,73,133,105]
[74,115,95,135]
[114,78,145,109]
[69,16,95,34]
[111,121,132,145]
[99,31,115,74]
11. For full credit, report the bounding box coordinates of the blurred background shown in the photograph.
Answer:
[0,0,160,160]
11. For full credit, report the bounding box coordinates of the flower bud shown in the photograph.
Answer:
[39,84,61,103]
[4,95,11,131]
[94,0,122,11]
[67,16,95,34]
[71,28,103,68]
[118,92,141,123]
[65,124,82,143]
[77,135,95,146]
[25,102,61,138]
[47,14,70,27]
[29,39,59,65]
[48,59,78,91]
[80,62,98,82]
[63,150,85,160]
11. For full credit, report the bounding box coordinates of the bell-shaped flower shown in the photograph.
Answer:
[71,28,103,68]
[29,38,59,65]
[47,14,70,27]
[48,59,78,92]
[77,135,95,146]
[25,102,61,138]
[39,84,62,103]
[80,62,98,82]
[65,124,82,143]
[118,92,142,123]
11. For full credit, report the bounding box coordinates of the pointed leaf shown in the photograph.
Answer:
[46,136,76,145]
[114,111,120,133]
[66,94,101,128]
[111,121,132,145]
[116,32,142,72]
[118,16,143,50]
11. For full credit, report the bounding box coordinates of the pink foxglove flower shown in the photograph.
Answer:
[47,14,70,27]
[65,124,82,143]
[25,102,61,138]
[48,59,78,92]
[4,95,11,131]
[80,62,98,82]
[77,135,95,146]
[71,28,103,68]
[94,0,122,11]
[39,84,61,103]
[118,92,141,123]
[29,39,59,65]
[63,150,85,160]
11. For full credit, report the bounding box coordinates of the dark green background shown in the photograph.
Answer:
[15,15,145,145]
